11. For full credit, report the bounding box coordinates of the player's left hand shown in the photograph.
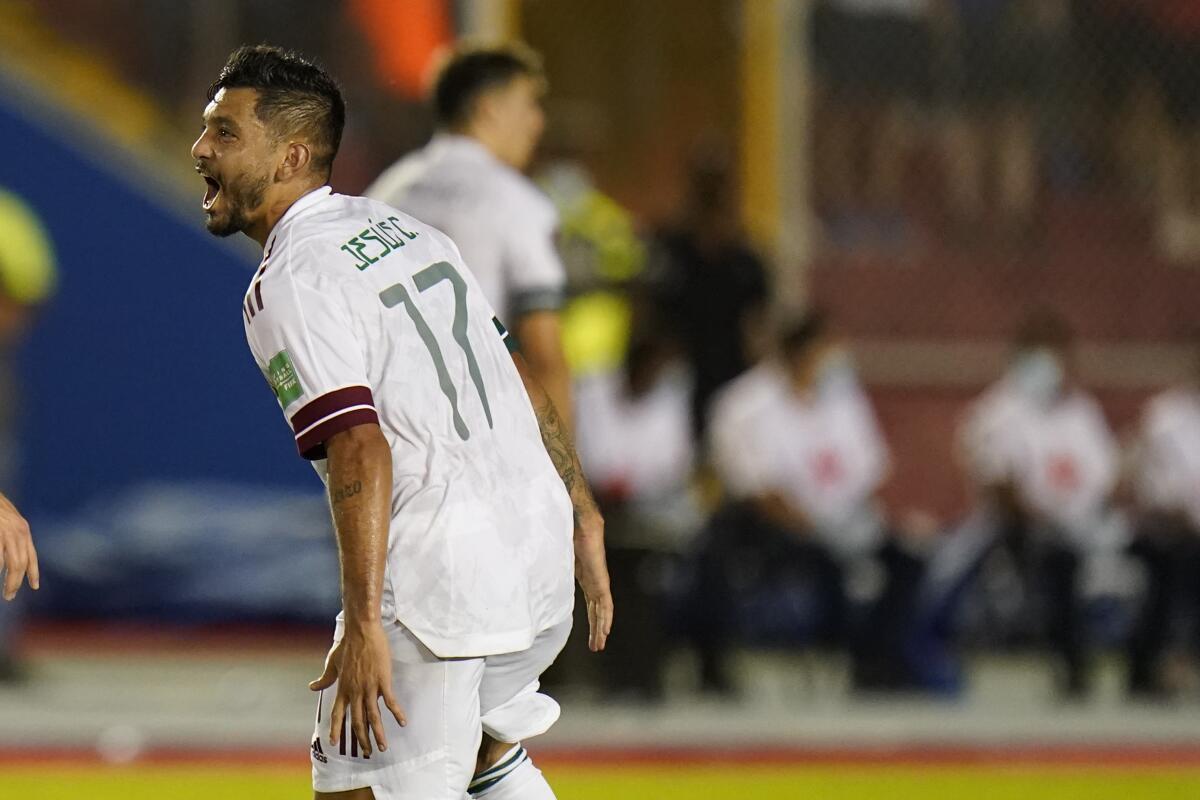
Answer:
[309,622,406,757]
[574,510,613,652]
[0,492,37,601]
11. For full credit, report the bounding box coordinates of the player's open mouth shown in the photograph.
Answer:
[202,176,221,211]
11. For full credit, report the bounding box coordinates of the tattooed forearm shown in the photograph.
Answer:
[331,480,363,505]
[534,393,577,492]
[324,427,393,625]
[511,350,600,529]
[530,383,597,526]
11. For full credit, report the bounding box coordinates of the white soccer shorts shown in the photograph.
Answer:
[311,617,571,799]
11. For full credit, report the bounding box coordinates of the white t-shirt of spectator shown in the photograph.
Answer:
[708,362,890,559]
[242,187,574,659]
[574,364,697,547]
[1135,387,1200,530]
[959,377,1119,548]
[366,133,566,326]
[575,365,694,501]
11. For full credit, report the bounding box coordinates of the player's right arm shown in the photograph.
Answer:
[0,492,36,601]
[313,422,406,759]
[512,352,612,652]
[244,264,402,755]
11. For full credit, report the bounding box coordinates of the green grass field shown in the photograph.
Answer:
[5,764,1200,800]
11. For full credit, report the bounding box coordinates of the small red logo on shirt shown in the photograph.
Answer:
[1046,454,1080,492]
[813,449,844,487]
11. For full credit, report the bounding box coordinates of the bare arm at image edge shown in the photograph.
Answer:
[513,352,612,652]
[308,423,406,757]
[0,492,36,601]
[513,310,573,431]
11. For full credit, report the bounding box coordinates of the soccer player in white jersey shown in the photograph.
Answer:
[951,311,1120,697]
[191,46,611,800]
[366,43,573,428]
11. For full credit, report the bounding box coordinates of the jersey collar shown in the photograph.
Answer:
[431,133,498,166]
[264,185,333,252]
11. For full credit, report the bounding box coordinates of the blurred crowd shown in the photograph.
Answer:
[28,1,1200,259]
[518,89,1200,700]
[562,181,1200,700]
[7,0,1200,703]
[811,0,1200,259]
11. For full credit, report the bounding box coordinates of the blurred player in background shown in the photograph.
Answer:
[191,45,611,800]
[695,313,923,693]
[951,311,1122,697]
[1127,333,1200,697]
[367,43,573,428]
[0,186,55,680]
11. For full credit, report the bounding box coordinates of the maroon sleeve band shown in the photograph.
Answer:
[290,385,374,434]
[290,385,379,460]
[295,408,379,460]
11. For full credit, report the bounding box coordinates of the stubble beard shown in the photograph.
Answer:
[205,171,270,238]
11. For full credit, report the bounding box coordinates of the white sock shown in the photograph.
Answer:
[467,745,556,799]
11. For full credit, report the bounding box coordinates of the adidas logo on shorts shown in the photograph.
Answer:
[311,736,328,764]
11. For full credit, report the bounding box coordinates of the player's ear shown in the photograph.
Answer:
[277,142,312,182]
[473,90,500,128]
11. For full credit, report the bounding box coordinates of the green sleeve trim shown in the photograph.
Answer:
[493,316,520,353]
[509,286,564,317]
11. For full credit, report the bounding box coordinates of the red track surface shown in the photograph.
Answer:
[17,621,331,656]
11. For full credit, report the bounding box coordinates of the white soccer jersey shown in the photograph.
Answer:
[708,362,890,557]
[242,187,574,658]
[366,134,566,324]
[959,377,1119,542]
[1135,387,1200,529]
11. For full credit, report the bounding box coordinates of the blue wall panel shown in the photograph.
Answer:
[1,95,313,516]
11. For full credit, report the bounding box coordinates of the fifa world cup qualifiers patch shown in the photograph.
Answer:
[266,349,303,408]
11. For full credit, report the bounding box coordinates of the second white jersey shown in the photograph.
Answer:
[366,134,566,324]
[708,362,890,556]
[1135,387,1200,529]
[243,187,574,658]
[959,377,1119,540]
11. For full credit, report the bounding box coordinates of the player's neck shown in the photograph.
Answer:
[456,124,518,170]
[245,182,325,248]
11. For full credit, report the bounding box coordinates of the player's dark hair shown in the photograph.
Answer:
[780,311,828,358]
[433,42,545,128]
[208,45,345,179]
[1014,308,1073,352]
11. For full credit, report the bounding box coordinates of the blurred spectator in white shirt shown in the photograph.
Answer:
[947,310,1123,697]
[1126,341,1200,697]
[709,334,889,564]
[568,330,698,700]
[690,313,924,694]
